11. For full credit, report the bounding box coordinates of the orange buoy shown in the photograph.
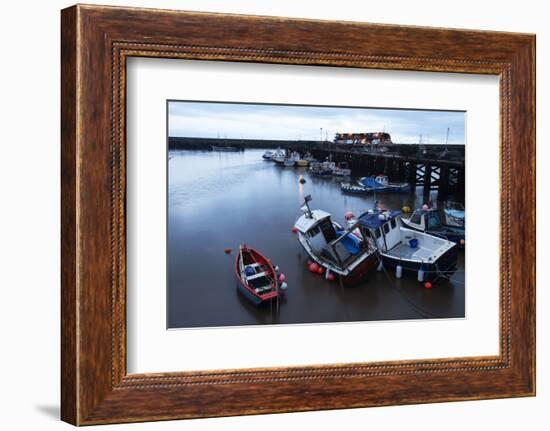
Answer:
[224,248,232,254]
[424,281,433,289]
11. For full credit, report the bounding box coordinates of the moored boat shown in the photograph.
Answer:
[283,151,300,167]
[358,175,410,193]
[443,201,465,227]
[235,245,279,305]
[272,149,286,165]
[294,196,378,285]
[349,209,458,282]
[401,207,465,245]
[262,150,274,160]
[309,160,335,176]
[340,182,372,195]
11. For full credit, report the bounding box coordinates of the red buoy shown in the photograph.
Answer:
[327,273,336,281]
[309,262,319,273]
[460,239,465,246]
[424,281,433,289]
[224,248,232,254]
[278,273,286,282]
[291,226,298,234]
[317,266,325,275]
[344,211,354,220]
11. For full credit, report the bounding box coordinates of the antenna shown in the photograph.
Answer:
[303,195,313,218]
[445,127,450,149]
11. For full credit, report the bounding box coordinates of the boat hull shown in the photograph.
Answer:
[341,183,372,194]
[236,281,265,305]
[379,245,458,282]
[297,235,378,286]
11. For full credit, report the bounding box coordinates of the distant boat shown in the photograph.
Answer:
[358,175,410,193]
[294,196,378,285]
[401,207,465,245]
[309,160,335,176]
[340,182,372,194]
[211,145,241,152]
[262,150,274,160]
[272,149,286,165]
[235,245,279,305]
[296,152,315,167]
[283,151,300,167]
[350,209,458,282]
[333,162,352,177]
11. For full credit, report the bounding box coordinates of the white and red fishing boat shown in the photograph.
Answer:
[235,245,280,305]
[294,196,378,285]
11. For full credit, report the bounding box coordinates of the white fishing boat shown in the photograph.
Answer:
[272,149,286,165]
[309,160,335,176]
[294,196,378,285]
[262,150,274,160]
[348,209,458,282]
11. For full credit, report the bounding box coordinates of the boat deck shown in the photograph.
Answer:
[389,242,434,260]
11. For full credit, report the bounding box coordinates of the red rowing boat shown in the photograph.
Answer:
[235,245,279,305]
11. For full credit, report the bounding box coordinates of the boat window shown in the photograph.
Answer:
[308,225,320,237]
[390,218,397,229]
[374,228,381,239]
[383,223,390,234]
[319,219,337,242]
[428,212,441,228]
[410,212,422,224]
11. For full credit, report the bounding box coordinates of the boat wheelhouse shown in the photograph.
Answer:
[401,208,465,245]
[294,196,378,285]
[352,209,458,282]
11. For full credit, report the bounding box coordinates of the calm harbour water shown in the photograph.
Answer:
[168,148,465,328]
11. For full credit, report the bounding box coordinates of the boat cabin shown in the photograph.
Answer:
[407,209,443,231]
[354,210,402,253]
[295,209,370,270]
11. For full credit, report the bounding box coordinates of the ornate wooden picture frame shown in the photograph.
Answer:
[61,4,535,425]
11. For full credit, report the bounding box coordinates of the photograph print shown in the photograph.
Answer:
[167,101,465,329]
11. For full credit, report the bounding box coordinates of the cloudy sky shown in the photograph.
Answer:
[168,101,465,145]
